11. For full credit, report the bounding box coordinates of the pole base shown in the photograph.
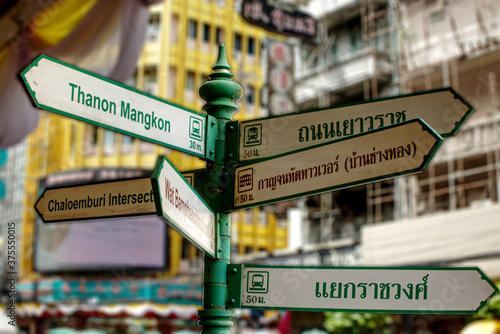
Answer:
[198,309,234,334]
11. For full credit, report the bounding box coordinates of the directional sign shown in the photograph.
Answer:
[227,264,499,314]
[234,87,472,162]
[20,55,207,158]
[35,178,156,223]
[151,156,216,258]
[233,119,442,209]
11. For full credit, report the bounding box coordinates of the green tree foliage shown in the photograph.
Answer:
[473,282,500,319]
[323,312,393,334]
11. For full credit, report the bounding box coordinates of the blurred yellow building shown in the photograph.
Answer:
[20,0,287,281]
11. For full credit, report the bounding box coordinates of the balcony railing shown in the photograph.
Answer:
[433,113,500,162]
[295,48,392,103]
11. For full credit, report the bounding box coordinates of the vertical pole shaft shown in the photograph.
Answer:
[197,44,243,334]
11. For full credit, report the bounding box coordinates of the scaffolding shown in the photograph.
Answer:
[299,0,500,245]
[393,0,500,219]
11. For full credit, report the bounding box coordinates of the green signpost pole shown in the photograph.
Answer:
[197,45,242,333]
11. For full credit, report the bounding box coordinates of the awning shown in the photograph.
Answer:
[16,302,199,320]
[362,203,500,280]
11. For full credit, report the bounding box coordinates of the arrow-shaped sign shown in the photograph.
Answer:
[233,88,472,162]
[227,264,498,314]
[35,178,156,223]
[233,119,442,209]
[19,55,207,158]
[151,155,216,258]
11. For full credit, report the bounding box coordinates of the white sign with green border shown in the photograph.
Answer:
[151,156,215,258]
[20,55,206,158]
[233,119,442,209]
[236,88,473,162]
[227,264,499,314]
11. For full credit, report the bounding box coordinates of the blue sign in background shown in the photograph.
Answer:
[17,279,202,305]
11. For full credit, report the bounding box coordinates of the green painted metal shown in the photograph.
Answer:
[197,44,242,334]
[225,121,240,164]
[206,115,218,161]
[227,264,243,309]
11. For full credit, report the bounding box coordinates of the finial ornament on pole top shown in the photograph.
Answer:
[199,44,243,118]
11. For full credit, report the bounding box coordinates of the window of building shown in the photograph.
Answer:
[329,43,338,64]
[121,134,134,147]
[70,123,76,156]
[300,45,318,71]
[188,19,197,40]
[84,125,98,155]
[245,85,255,115]
[350,30,362,53]
[181,238,191,259]
[234,33,242,52]
[203,23,210,43]
[103,129,115,155]
[168,66,177,98]
[246,85,254,105]
[124,71,137,89]
[216,27,224,44]
[248,37,255,55]
[429,9,445,24]
[171,14,179,44]
[186,71,195,90]
[121,134,134,154]
[146,12,161,42]
[258,210,267,226]
[144,66,157,95]
[232,211,240,222]
[245,209,253,223]
[185,70,195,101]
[202,23,210,52]
[261,86,267,107]
[90,126,98,146]
[141,141,155,153]
[247,36,256,64]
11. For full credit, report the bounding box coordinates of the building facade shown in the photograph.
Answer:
[283,0,500,279]
[362,0,500,275]
[237,0,500,332]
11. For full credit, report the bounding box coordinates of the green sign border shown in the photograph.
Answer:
[19,55,207,159]
[228,264,499,314]
[233,118,443,210]
[151,155,216,258]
